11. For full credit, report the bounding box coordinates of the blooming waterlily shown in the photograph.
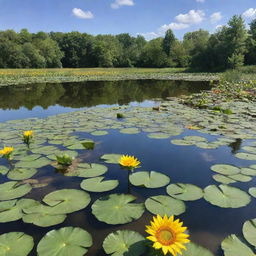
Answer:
[119,155,140,170]
[23,130,34,145]
[0,146,14,160]
[146,215,190,256]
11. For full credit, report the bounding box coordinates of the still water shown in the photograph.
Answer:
[0,80,255,256]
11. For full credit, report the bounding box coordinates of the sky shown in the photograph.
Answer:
[0,0,256,40]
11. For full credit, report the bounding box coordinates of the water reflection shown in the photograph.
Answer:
[0,80,210,110]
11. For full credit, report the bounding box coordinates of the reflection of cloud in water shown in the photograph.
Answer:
[191,231,224,255]
[200,152,215,162]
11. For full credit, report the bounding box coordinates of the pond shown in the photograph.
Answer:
[0,80,256,256]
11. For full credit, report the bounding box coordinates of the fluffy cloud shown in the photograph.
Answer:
[72,8,94,19]
[243,8,256,19]
[111,0,134,9]
[210,12,222,24]
[160,23,190,31]
[175,10,205,24]
[215,24,224,30]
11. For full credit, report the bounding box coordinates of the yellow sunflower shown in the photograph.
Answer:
[119,155,140,170]
[0,146,14,159]
[146,215,190,256]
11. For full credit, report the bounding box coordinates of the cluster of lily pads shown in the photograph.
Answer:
[0,86,255,255]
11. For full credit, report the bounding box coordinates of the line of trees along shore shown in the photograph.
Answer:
[0,15,256,71]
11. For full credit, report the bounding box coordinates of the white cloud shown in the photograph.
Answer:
[243,8,256,19]
[160,22,189,31]
[196,0,205,3]
[111,0,134,9]
[72,8,94,19]
[175,9,205,24]
[215,24,224,30]
[210,12,222,24]
[139,32,159,41]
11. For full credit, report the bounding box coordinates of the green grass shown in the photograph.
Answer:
[0,68,218,86]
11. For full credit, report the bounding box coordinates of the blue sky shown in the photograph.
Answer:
[0,0,255,39]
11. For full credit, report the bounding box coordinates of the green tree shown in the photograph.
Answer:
[162,29,176,56]
[245,19,256,65]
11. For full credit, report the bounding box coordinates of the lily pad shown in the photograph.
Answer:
[166,183,203,201]
[235,153,256,161]
[145,195,185,216]
[204,185,251,208]
[15,157,51,169]
[241,168,256,176]
[0,165,9,175]
[103,230,146,256]
[80,177,119,192]
[210,164,240,175]
[129,171,170,188]
[120,128,140,134]
[212,174,237,184]
[92,194,144,225]
[184,136,207,142]
[183,242,214,256]
[147,133,170,139]
[243,218,256,247]
[37,227,92,256]
[221,235,255,256]
[43,189,91,214]
[228,174,252,182]
[0,232,34,256]
[74,164,108,178]
[91,130,108,136]
[7,168,37,180]
[248,187,256,198]
[0,181,32,201]
[101,154,123,164]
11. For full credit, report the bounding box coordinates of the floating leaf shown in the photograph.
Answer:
[204,185,251,208]
[0,232,34,256]
[221,235,255,256]
[91,130,108,136]
[147,133,170,139]
[129,171,170,188]
[80,177,118,192]
[210,164,240,175]
[241,168,256,176]
[82,140,95,150]
[92,194,144,225]
[212,174,236,184]
[120,128,140,134]
[7,168,37,180]
[171,139,194,146]
[37,227,92,256]
[15,157,51,168]
[243,218,256,247]
[145,195,185,216]
[166,183,203,201]
[0,165,9,175]
[235,153,256,161]
[101,154,123,164]
[248,187,256,198]
[43,189,91,214]
[228,174,252,182]
[184,136,207,142]
[0,181,32,200]
[103,230,146,256]
[182,242,214,256]
[73,163,108,178]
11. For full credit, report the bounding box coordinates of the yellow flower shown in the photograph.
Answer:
[146,215,190,256]
[23,130,33,138]
[119,155,140,169]
[0,146,14,158]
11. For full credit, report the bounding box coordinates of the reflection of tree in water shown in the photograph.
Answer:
[229,139,243,154]
[0,80,210,110]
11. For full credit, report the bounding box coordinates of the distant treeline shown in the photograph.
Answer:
[0,15,255,71]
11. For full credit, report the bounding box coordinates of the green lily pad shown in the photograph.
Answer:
[210,164,240,175]
[91,130,108,136]
[0,232,34,256]
[101,154,123,164]
[235,153,256,161]
[166,183,203,201]
[0,181,32,201]
[228,174,252,182]
[221,235,255,256]
[212,174,237,184]
[7,168,37,180]
[15,157,51,168]
[145,195,185,216]
[129,171,170,188]
[17,154,41,162]
[81,141,95,150]
[147,133,170,139]
[204,185,251,208]
[184,136,207,142]
[243,219,256,247]
[80,177,119,192]
[240,167,256,176]
[248,187,256,198]
[242,146,256,154]
[183,242,214,256]
[92,194,144,225]
[103,230,146,256]
[37,227,92,256]
[43,189,91,214]
[171,139,194,146]
[120,128,140,134]
[0,165,9,175]
[74,163,108,178]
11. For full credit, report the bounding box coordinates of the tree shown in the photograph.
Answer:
[162,29,176,56]
[245,19,256,65]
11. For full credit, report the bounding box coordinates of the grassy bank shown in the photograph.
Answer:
[0,68,218,86]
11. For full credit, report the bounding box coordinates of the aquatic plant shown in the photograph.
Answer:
[56,154,74,166]
[0,146,14,160]
[146,215,190,256]
[23,130,34,146]
[119,155,140,171]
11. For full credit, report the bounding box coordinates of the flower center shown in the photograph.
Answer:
[156,227,175,245]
